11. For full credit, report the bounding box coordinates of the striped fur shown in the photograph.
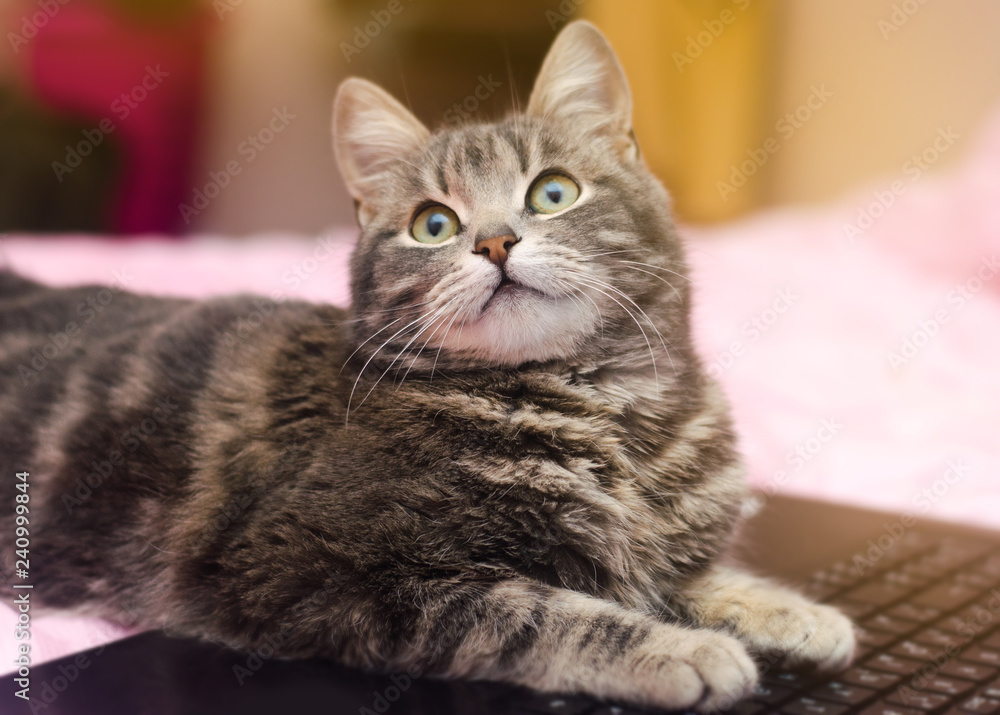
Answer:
[0,22,853,712]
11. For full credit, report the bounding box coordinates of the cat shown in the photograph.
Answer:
[0,21,854,713]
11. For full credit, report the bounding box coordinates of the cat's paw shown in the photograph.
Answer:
[638,628,758,713]
[733,598,856,671]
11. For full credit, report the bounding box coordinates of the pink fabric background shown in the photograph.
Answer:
[2,108,999,673]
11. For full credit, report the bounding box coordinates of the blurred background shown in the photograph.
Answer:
[0,0,999,234]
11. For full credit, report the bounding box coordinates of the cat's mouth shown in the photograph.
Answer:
[484,275,544,311]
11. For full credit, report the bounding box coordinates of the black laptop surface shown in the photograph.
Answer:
[8,493,1000,715]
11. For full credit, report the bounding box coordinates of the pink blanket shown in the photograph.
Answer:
[3,107,999,673]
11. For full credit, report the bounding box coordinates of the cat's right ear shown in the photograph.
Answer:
[333,78,429,227]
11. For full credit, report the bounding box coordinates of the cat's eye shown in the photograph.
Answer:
[410,204,460,244]
[527,172,580,214]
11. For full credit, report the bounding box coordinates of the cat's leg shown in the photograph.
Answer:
[378,579,757,713]
[674,565,856,670]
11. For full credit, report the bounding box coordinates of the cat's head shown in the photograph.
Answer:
[333,21,689,373]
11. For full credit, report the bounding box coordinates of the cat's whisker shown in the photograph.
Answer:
[355,304,453,409]
[339,315,407,376]
[618,260,693,285]
[396,299,459,386]
[565,271,676,387]
[346,307,446,419]
[615,263,682,303]
[582,273,679,379]
[551,276,604,338]
[431,300,471,379]
[378,306,450,383]
[567,274,660,389]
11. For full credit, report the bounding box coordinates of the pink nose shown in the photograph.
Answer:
[474,234,518,267]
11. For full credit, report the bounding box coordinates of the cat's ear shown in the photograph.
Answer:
[527,21,634,153]
[333,77,429,226]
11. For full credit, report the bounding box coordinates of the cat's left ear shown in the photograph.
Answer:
[527,21,636,159]
[333,77,430,227]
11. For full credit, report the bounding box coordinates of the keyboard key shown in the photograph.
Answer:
[940,661,998,682]
[883,571,933,590]
[905,560,952,580]
[937,615,977,636]
[913,584,982,611]
[808,681,878,705]
[858,702,925,715]
[975,556,1000,578]
[890,641,938,660]
[961,646,1000,668]
[886,689,949,710]
[960,610,998,632]
[859,628,898,648]
[957,695,1000,713]
[829,599,878,620]
[983,678,1000,699]
[781,696,849,715]
[841,668,903,690]
[920,675,976,697]
[750,683,794,704]
[912,627,961,649]
[804,582,842,601]
[844,582,911,607]
[865,614,922,636]
[957,571,1000,590]
[763,671,824,690]
[814,568,864,588]
[887,603,942,624]
[865,653,924,676]
[519,695,594,713]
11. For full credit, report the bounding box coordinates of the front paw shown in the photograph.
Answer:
[638,628,759,713]
[738,599,856,671]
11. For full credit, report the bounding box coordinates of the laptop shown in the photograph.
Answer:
[8,492,1000,715]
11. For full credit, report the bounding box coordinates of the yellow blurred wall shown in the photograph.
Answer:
[172,0,1000,231]
[586,0,1000,222]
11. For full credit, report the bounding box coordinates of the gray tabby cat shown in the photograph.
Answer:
[0,21,854,712]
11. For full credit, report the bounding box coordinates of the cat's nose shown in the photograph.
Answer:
[474,234,519,267]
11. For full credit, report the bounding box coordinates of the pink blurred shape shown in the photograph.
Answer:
[25,1,210,234]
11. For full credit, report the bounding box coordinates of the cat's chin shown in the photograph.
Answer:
[438,290,596,367]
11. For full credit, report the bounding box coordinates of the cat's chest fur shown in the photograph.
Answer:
[338,365,745,613]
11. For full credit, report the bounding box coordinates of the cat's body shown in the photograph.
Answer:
[0,23,854,712]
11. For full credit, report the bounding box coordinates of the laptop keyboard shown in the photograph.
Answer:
[507,532,1000,715]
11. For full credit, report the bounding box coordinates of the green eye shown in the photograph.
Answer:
[527,172,580,214]
[411,204,460,244]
